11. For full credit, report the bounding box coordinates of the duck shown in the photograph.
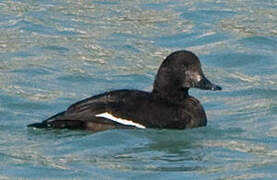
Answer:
[28,50,221,132]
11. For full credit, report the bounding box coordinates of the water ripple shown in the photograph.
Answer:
[0,0,276,179]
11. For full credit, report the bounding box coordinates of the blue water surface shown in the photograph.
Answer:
[0,0,277,179]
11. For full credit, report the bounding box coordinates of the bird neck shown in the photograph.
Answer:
[152,81,189,103]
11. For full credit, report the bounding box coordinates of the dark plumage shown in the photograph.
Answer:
[28,50,221,132]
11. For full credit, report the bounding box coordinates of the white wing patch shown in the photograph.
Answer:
[95,112,146,129]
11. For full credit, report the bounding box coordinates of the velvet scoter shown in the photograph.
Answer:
[28,50,222,132]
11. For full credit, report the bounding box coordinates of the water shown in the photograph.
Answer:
[0,0,277,179]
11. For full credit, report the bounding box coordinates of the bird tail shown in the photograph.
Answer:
[27,122,49,128]
[27,111,86,129]
[27,111,66,129]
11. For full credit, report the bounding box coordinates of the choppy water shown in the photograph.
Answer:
[0,0,277,179]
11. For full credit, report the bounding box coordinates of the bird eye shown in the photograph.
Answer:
[181,64,187,70]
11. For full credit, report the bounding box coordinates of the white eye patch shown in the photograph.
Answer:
[95,112,146,129]
[196,74,202,82]
[186,71,202,82]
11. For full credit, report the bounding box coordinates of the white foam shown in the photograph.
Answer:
[95,112,146,129]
